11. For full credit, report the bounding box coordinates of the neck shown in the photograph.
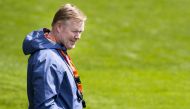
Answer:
[48,31,67,50]
[46,31,59,43]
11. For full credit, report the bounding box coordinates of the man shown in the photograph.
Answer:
[22,4,87,109]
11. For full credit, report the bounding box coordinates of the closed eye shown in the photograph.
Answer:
[73,31,83,34]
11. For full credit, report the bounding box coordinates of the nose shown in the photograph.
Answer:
[74,32,81,39]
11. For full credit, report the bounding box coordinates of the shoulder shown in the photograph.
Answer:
[29,49,67,77]
[29,49,64,68]
[35,49,60,61]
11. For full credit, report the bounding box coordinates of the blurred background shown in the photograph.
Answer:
[0,0,190,109]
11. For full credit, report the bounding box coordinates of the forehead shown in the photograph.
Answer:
[65,19,85,30]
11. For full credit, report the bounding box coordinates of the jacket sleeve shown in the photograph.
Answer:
[32,57,65,109]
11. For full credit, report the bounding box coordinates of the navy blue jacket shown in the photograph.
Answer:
[22,28,83,109]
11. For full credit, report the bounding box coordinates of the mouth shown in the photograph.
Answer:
[70,40,76,45]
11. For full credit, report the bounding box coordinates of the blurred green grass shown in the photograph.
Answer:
[0,0,190,109]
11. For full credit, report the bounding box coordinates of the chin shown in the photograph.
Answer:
[67,45,75,50]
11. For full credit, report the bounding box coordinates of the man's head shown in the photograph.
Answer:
[51,4,87,50]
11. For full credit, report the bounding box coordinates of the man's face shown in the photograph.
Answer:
[57,19,85,49]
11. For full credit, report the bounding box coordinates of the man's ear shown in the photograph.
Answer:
[55,21,62,33]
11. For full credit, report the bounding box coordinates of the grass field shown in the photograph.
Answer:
[0,0,190,109]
